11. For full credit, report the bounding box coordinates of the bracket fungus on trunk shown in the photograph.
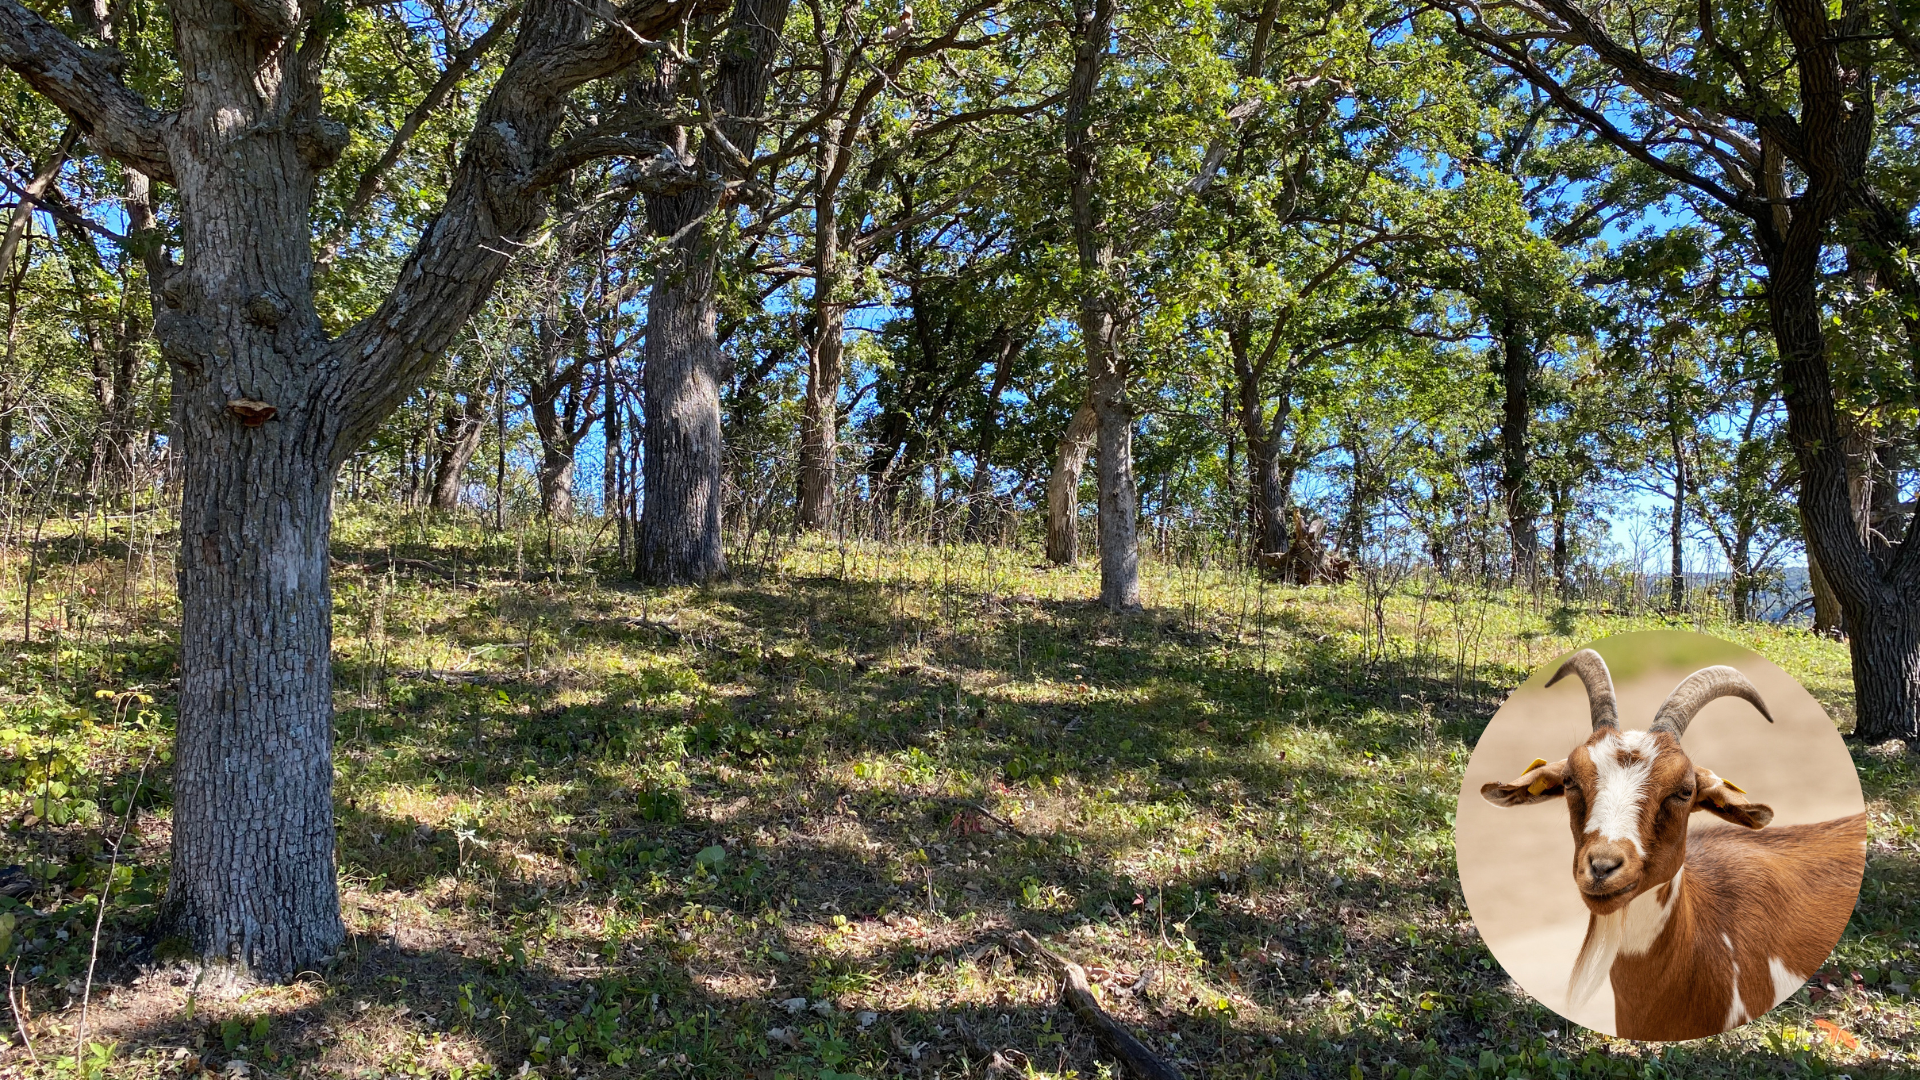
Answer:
[228,399,278,427]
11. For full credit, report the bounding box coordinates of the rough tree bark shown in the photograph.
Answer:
[1667,401,1688,611]
[1227,324,1299,561]
[1045,403,1097,565]
[1806,538,1844,636]
[527,334,598,520]
[635,0,789,583]
[1496,319,1538,584]
[965,329,1024,542]
[430,392,489,511]
[1064,0,1139,611]
[636,205,727,580]
[1774,218,1918,737]
[794,65,847,532]
[0,0,726,975]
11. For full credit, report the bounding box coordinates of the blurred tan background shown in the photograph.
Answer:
[1455,630,1865,1035]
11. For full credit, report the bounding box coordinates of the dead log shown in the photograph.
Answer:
[1257,508,1351,585]
[1007,930,1184,1080]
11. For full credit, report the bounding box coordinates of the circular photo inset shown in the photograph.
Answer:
[1455,630,1866,1041]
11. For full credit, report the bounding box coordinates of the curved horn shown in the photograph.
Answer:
[1649,665,1773,738]
[1545,648,1618,731]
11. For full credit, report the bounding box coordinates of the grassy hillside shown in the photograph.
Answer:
[0,508,1910,1078]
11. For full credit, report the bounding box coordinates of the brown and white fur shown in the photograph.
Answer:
[1481,650,1866,1041]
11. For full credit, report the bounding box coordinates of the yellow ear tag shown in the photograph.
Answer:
[1523,760,1554,794]
[1721,778,1746,794]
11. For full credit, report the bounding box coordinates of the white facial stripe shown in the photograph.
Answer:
[1585,730,1659,856]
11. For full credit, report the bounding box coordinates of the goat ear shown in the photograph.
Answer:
[1481,757,1568,806]
[1693,767,1773,829]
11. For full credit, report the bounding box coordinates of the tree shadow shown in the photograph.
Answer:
[6,566,1906,1077]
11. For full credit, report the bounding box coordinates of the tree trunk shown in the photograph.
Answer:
[169,425,343,971]
[1849,608,1920,738]
[1768,220,1920,740]
[793,23,852,536]
[430,394,487,510]
[1237,355,1296,562]
[1065,0,1138,611]
[1497,321,1536,584]
[604,356,622,555]
[526,328,595,520]
[1246,439,1292,560]
[1669,411,1687,611]
[1807,541,1844,636]
[1543,478,1574,595]
[863,409,911,541]
[1669,478,1685,610]
[796,167,843,532]
[0,0,725,977]
[147,0,349,975]
[965,330,1020,543]
[636,212,726,583]
[1046,404,1097,565]
[1729,531,1753,622]
[537,449,575,519]
[635,0,790,578]
[964,419,998,542]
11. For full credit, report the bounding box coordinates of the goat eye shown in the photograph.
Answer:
[1669,789,1692,803]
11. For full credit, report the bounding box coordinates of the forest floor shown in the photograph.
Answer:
[0,507,1911,1079]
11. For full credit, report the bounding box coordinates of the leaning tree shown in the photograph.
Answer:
[0,0,739,975]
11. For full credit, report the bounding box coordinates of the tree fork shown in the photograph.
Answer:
[0,0,729,976]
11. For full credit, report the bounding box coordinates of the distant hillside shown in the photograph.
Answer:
[1682,566,1811,623]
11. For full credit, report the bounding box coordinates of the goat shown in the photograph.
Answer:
[1481,649,1866,1040]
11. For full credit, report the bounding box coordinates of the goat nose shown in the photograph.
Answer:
[1588,852,1623,878]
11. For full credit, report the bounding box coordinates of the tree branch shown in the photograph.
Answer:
[0,0,173,181]
[0,123,76,272]
[322,0,728,463]
[318,3,524,271]
[0,167,127,246]
[1446,10,1755,214]
[522,134,706,192]
[231,0,303,37]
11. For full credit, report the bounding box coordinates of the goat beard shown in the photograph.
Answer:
[1567,866,1684,1012]
[1568,908,1625,1009]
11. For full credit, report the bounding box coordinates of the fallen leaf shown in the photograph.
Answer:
[1814,1018,1859,1049]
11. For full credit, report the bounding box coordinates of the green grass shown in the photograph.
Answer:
[0,505,1909,1078]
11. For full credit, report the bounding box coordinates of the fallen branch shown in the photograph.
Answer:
[959,800,1025,836]
[1007,931,1184,1080]
[330,554,478,586]
[7,958,34,1064]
